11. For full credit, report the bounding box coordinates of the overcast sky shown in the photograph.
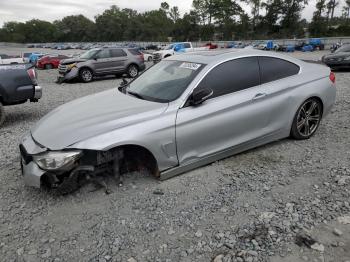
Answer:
[0,0,345,27]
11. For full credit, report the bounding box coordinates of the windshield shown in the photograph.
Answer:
[126,60,204,103]
[80,49,99,59]
[335,45,350,53]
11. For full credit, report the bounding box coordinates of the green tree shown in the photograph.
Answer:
[309,0,328,36]
[192,0,217,25]
[169,6,180,22]
[55,15,95,42]
[95,6,127,41]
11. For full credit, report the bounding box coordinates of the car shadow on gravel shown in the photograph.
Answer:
[57,74,132,85]
[30,170,157,199]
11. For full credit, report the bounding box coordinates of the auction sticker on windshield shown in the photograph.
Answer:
[180,62,201,70]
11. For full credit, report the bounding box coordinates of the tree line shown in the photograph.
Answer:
[0,0,350,43]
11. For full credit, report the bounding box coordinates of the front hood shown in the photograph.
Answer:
[323,52,349,60]
[60,58,87,65]
[31,89,168,150]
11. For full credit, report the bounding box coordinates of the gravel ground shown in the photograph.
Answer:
[0,48,349,262]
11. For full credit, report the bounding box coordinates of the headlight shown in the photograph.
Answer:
[67,63,77,70]
[33,150,82,171]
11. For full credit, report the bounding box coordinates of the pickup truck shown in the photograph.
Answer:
[152,42,208,63]
[0,64,42,126]
[0,54,25,64]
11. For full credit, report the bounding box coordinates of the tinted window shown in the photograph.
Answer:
[95,49,111,59]
[128,49,141,56]
[258,57,299,84]
[111,49,127,57]
[196,57,260,99]
[335,45,350,53]
[183,43,191,48]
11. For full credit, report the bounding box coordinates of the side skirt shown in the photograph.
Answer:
[160,130,286,181]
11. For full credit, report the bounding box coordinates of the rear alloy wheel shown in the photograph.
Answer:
[79,68,93,83]
[291,98,322,139]
[127,64,139,78]
[0,102,5,127]
[45,64,53,70]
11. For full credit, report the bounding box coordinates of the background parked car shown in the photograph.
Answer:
[309,38,325,50]
[22,52,32,63]
[58,47,146,83]
[0,54,24,64]
[322,44,350,69]
[28,53,46,64]
[152,42,208,63]
[0,63,41,126]
[142,52,153,62]
[203,43,218,49]
[37,54,70,69]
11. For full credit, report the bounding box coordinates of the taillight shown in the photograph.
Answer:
[27,68,38,85]
[138,53,144,62]
[329,72,335,84]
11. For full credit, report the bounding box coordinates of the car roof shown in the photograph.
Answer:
[167,49,303,66]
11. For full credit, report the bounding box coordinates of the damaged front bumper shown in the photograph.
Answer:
[19,133,123,191]
[57,67,79,83]
[20,133,47,188]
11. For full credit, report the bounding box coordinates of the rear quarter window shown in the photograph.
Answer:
[111,49,127,57]
[258,57,300,84]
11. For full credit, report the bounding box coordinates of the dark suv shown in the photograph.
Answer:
[58,48,146,83]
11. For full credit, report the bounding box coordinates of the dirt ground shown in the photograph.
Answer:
[0,47,349,262]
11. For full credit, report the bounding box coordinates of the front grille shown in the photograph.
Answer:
[153,53,162,62]
[58,64,68,74]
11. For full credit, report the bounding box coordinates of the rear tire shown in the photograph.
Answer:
[147,56,152,62]
[290,98,323,140]
[79,68,93,83]
[0,102,5,127]
[127,64,139,78]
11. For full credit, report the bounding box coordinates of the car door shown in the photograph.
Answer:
[110,49,128,72]
[257,56,301,132]
[175,57,274,165]
[92,49,113,74]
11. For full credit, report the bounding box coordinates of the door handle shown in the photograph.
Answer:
[252,93,267,100]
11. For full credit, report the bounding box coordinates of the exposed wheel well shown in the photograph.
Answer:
[115,145,159,178]
[127,63,139,69]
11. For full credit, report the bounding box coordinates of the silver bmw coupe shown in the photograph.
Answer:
[20,49,336,193]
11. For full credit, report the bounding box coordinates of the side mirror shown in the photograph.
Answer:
[190,88,213,106]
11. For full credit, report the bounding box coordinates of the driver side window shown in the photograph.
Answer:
[95,50,111,59]
[195,57,260,99]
